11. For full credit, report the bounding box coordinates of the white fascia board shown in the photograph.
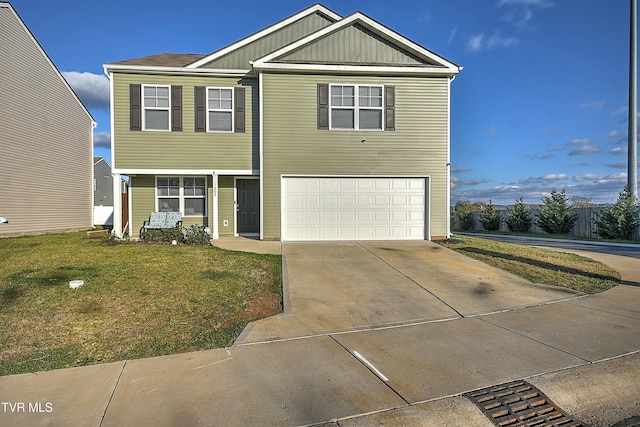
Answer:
[113,169,259,176]
[103,63,250,77]
[253,62,459,76]
[187,4,342,69]
[253,12,461,75]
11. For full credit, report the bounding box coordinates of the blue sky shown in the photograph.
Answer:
[9,0,636,205]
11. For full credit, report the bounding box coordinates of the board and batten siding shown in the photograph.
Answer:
[112,73,258,171]
[261,73,450,240]
[0,4,94,237]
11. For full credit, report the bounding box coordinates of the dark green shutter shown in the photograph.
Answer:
[171,86,182,132]
[317,84,329,130]
[194,86,206,132]
[130,84,141,131]
[384,85,395,131]
[234,87,245,133]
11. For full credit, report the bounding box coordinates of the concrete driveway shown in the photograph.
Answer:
[2,240,639,427]
[237,240,581,343]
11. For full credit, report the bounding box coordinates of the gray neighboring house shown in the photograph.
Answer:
[0,2,96,237]
[93,157,114,226]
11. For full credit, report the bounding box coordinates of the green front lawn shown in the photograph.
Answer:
[437,235,620,294]
[0,232,282,376]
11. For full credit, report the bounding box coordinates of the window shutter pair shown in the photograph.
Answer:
[129,84,183,131]
[317,84,395,131]
[194,86,246,133]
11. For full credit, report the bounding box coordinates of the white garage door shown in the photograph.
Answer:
[282,177,427,241]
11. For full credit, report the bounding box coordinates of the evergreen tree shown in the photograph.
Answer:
[594,186,640,240]
[505,197,532,233]
[479,200,502,231]
[454,201,474,230]
[536,189,578,234]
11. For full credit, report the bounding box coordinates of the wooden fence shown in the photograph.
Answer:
[451,207,639,240]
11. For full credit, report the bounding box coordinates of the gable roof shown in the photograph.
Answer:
[104,4,460,77]
[187,4,341,69]
[252,11,461,76]
[109,53,207,68]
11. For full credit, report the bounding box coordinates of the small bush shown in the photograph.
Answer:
[454,201,474,230]
[594,186,640,240]
[479,200,502,231]
[505,197,532,233]
[183,225,212,246]
[536,189,578,234]
[140,227,184,243]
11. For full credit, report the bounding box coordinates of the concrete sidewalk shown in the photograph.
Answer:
[1,240,639,426]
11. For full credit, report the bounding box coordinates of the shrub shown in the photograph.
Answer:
[479,200,502,231]
[140,226,184,243]
[536,189,578,234]
[594,186,640,240]
[183,225,212,245]
[505,197,532,233]
[454,201,474,230]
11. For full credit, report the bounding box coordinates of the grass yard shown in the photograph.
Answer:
[0,232,282,376]
[437,235,620,294]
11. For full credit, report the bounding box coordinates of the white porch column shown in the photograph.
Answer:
[211,172,219,239]
[112,173,122,238]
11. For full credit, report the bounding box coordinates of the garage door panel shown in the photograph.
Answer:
[282,177,427,241]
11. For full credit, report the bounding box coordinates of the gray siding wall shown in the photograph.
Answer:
[94,160,114,206]
[261,73,450,239]
[0,5,94,237]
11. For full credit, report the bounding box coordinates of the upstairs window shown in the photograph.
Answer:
[330,84,383,130]
[207,88,233,132]
[318,84,394,131]
[143,85,171,131]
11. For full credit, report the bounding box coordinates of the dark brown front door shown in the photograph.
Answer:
[237,179,260,234]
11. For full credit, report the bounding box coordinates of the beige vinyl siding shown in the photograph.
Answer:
[200,12,335,69]
[261,73,450,239]
[130,175,213,238]
[112,73,258,171]
[0,5,94,237]
[218,176,236,235]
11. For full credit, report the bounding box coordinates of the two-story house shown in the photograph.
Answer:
[104,4,461,241]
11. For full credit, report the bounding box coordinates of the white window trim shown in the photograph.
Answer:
[329,84,384,131]
[142,84,171,132]
[156,176,207,218]
[206,86,234,133]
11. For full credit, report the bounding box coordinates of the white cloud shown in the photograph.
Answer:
[62,71,110,110]
[487,31,520,49]
[568,145,601,156]
[569,138,590,145]
[573,174,603,182]
[447,28,458,44]
[610,147,628,155]
[580,100,606,109]
[466,34,485,53]
[466,31,519,53]
[542,173,568,180]
[609,130,622,138]
[94,131,111,149]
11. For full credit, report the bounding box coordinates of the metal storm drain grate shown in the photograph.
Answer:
[464,380,588,427]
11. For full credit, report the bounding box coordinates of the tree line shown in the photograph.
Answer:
[453,186,640,240]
